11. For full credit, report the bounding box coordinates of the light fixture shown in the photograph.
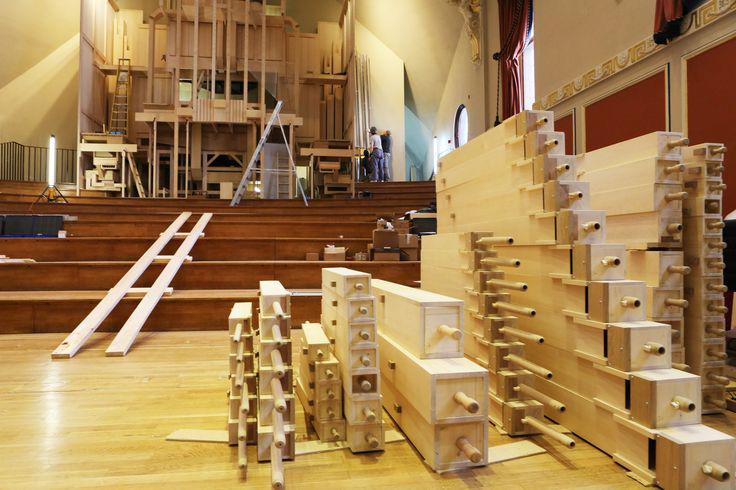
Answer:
[47,134,56,187]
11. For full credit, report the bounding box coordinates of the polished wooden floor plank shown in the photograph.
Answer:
[1,331,732,488]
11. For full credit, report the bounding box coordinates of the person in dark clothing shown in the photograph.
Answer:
[369,126,385,182]
[380,130,392,181]
[360,149,372,182]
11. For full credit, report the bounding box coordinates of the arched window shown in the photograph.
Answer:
[454,104,469,148]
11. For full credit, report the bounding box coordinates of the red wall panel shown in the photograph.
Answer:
[687,37,736,215]
[584,71,667,152]
[555,113,575,155]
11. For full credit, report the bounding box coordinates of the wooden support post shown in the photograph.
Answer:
[51,213,192,358]
[211,0,217,100]
[172,119,179,197]
[260,6,266,132]
[147,15,155,102]
[244,0,249,98]
[185,120,190,197]
[175,0,181,105]
[105,213,213,356]
[192,0,199,106]
[153,118,158,197]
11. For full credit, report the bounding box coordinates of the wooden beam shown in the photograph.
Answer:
[50,213,192,359]
[147,15,156,102]
[172,119,180,197]
[260,8,266,132]
[175,0,182,106]
[185,120,190,198]
[226,0,232,103]
[244,0,249,92]
[211,0,217,100]
[105,213,213,356]
[192,0,199,106]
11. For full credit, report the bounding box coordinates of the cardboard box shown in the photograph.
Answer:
[306,252,320,261]
[400,249,420,261]
[393,220,411,232]
[398,234,419,249]
[373,229,399,248]
[323,246,346,261]
[373,248,401,261]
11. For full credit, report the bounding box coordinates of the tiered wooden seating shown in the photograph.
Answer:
[256,281,296,488]
[682,143,729,414]
[321,268,383,453]
[421,109,735,488]
[296,321,347,442]
[372,279,490,471]
[226,302,257,477]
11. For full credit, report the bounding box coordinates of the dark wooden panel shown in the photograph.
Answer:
[555,112,575,155]
[585,71,667,152]
[687,36,736,215]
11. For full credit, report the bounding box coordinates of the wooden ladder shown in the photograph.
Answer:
[125,151,146,197]
[109,58,132,137]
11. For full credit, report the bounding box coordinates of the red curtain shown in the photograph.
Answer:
[653,0,684,44]
[498,0,532,119]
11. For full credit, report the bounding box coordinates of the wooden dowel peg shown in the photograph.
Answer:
[702,461,730,482]
[504,353,552,379]
[665,137,689,149]
[327,407,336,419]
[712,164,725,174]
[600,256,621,267]
[620,296,641,308]
[481,257,522,268]
[272,411,285,448]
[708,304,728,314]
[271,324,284,346]
[325,368,335,379]
[672,362,690,371]
[271,444,284,489]
[667,265,691,275]
[556,163,570,174]
[568,191,584,201]
[499,326,544,344]
[360,379,373,392]
[272,301,285,318]
[706,326,726,335]
[240,393,249,416]
[712,145,727,155]
[665,191,688,202]
[232,322,243,343]
[359,305,369,315]
[521,416,575,448]
[666,223,683,234]
[354,282,365,291]
[238,426,247,442]
[706,349,727,360]
[270,378,287,413]
[515,384,566,412]
[438,324,463,340]
[707,241,727,250]
[664,163,685,174]
[330,427,341,440]
[534,117,549,127]
[477,235,515,245]
[363,407,377,422]
[326,388,336,399]
[643,342,666,355]
[582,221,600,232]
[707,221,726,230]
[543,139,559,151]
[493,301,536,317]
[710,183,727,191]
[271,349,285,378]
[704,395,727,409]
[707,261,727,270]
[487,278,528,291]
[360,355,371,367]
[707,201,721,212]
[455,436,483,463]
[316,348,325,360]
[365,433,380,449]
[706,372,730,385]
[665,298,688,309]
[359,329,371,341]
[453,391,480,414]
[235,360,245,389]
[707,284,728,293]
[670,395,696,412]
[238,439,247,471]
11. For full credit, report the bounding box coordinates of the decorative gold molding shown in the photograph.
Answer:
[534,0,736,110]
[448,0,482,65]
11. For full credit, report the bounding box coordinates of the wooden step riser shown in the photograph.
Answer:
[0,295,320,334]
[0,262,419,291]
[0,238,372,262]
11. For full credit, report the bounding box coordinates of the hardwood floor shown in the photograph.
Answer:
[1,331,734,489]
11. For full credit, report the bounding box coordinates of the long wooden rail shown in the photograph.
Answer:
[51,212,191,358]
[105,213,213,356]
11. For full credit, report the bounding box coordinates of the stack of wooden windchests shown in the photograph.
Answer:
[295,321,347,442]
[372,278,491,471]
[257,281,296,489]
[421,111,735,488]
[576,133,692,372]
[227,302,257,477]
[682,143,730,413]
[321,267,384,453]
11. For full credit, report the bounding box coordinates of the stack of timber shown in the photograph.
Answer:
[321,268,384,452]
[295,321,347,442]
[256,281,296,489]
[682,143,730,413]
[576,133,691,368]
[372,279,490,471]
[421,110,736,488]
[226,303,257,477]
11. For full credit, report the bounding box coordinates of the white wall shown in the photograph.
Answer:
[355,21,406,181]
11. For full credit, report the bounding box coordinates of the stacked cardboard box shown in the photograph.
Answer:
[372,279,490,471]
[371,225,400,261]
[296,321,347,441]
[321,267,384,452]
[682,143,729,413]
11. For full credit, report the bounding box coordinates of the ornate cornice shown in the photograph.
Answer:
[448,0,483,64]
[534,0,736,110]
